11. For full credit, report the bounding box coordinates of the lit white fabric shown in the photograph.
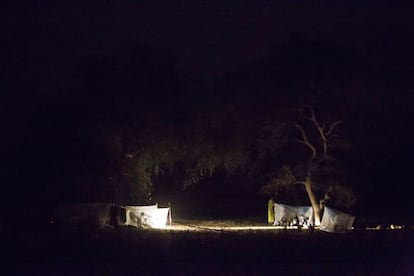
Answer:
[273,203,313,226]
[296,206,313,226]
[320,207,355,233]
[124,204,170,229]
[124,204,158,226]
[274,203,297,225]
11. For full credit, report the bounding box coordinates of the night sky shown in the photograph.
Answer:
[2,1,414,218]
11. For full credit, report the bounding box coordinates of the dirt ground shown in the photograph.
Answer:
[2,219,414,275]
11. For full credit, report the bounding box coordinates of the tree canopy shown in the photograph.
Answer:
[3,35,412,220]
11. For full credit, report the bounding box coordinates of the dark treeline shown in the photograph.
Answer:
[2,14,413,220]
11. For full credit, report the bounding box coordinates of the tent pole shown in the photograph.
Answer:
[168,202,172,226]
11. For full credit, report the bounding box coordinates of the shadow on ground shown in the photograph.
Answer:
[2,220,414,275]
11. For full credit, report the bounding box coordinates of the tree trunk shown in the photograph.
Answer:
[304,177,321,226]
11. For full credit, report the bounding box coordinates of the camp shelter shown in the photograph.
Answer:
[52,202,112,230]
[123,203,171,229]
[319,206,355,233]
[273,202,313,227]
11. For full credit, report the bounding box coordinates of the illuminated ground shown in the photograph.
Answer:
[156,218,412,232]
[167,224,301,231]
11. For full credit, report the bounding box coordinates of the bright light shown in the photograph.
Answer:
[389,224,404,230]
[147,208,170,229]
[365,226,382,231]
[365,224,405,231]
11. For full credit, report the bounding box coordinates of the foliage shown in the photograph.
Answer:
[260,106,358,210]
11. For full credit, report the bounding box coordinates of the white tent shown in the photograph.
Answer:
[124,204,171,229]
[320,206,355,233]
[273,203,313,227]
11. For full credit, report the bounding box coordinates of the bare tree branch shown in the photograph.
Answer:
[295,123,309,141]
[304,105,330,154]
[295,124,317,159]
[304,105,324,134]
[304,104,317,123]
[326,120,342,137]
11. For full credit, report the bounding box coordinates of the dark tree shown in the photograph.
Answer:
[262,105,357,225]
